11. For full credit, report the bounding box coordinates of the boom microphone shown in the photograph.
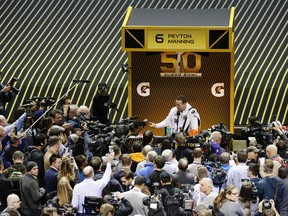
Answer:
[73,79,90,83]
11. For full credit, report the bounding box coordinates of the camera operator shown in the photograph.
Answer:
[0,72,15,114]
[173,133,194,164]
[93,83,116,125]
[272,121,288,141]
[210,131,225,156]
[63,104,78,124]
[149,95,200,136]
[103,191,133,216]
[238,181,259,216]
[258,199,280,216]
[257,159,284,213]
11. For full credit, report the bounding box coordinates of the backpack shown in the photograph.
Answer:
[8,168,23,194]
[162,188,182,216]
[24,148,38,163]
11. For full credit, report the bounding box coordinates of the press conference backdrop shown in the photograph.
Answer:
[0,0,287,125]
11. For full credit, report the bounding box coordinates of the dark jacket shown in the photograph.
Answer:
[44,167,58,194]
[0,173,12,211]
[174,146,194,164]
[173,170,195,186]
[94,170,124,195]
[257,176,284,212]
[159,184,183,213]
[280,178,288,216]
[4,145,20,165]
[28,148,45,187]
[114,198,133,216]
[20,173,45,216]
[0,83,14,111]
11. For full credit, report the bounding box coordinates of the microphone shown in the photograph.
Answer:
[176,110,180,116]
[73,79,90,83]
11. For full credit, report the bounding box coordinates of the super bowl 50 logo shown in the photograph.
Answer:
[160,52,202,77]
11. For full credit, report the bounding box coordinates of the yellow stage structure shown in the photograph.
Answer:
[122,6,235,135]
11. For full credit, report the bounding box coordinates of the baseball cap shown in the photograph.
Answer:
[160,172,171,181]
[246,146,260,153]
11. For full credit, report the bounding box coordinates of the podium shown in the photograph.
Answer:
[122,7,235,135]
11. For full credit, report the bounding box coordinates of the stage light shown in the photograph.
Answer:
[121,63,131,73]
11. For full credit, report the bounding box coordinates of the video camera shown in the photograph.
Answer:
[185,136,205,149]
[241,179,258,203]
[143,183,163,212]
[106,192,121,210]
[242,116,274,148]
[7,77,20,94]
[87,116,148,156]
[262,198,272,209]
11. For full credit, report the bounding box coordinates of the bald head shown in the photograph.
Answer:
[142,145,153,157]
[7,194,20,209]
[178,158,189,171]
[200,178,213,195]
[0,115,7,126]
[83,166,94,179]
[266,145,277,158]
[210,131,222,144]
[200,178,213,188]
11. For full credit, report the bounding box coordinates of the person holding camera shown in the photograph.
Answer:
[238,181,259,216]
[149,95,200,136]
[257,159,284,213]
[258,199,280,216]
[93,83,117,125]
[0,73,15,115]
[102,191,133,216]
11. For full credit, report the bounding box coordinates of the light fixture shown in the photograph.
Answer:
[121,63,131,73]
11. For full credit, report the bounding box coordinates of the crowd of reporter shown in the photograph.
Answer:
[0,97,287,216]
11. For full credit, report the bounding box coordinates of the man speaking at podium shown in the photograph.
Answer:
[149,95,200,136]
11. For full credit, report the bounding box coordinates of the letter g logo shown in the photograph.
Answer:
[211,83,224,97]
[137,82,150,97]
